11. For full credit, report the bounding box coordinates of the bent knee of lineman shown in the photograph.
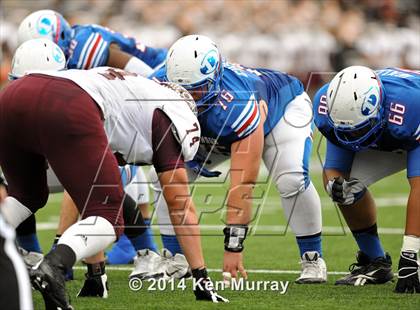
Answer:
[81,189,125,238]
[276,172,309,198]
[15,190,49,214]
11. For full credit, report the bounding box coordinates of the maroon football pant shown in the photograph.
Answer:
[0,75,124,236]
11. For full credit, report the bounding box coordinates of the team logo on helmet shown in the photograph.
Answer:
[52,45,64,63]
[200,50,219,75]
[361,87,379,116]
[37,16,54,36]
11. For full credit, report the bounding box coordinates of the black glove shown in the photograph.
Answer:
[192,268,229,303]
[395,251,420,294]
[186,152,221,178]
[326,176,366,206]
[77,263,109,298]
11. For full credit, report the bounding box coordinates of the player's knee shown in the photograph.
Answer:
[277,172,308,198]
[19,189,49,213]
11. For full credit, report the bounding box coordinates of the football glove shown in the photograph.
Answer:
[192,268,229,303]
[326,176,366,206]
[186,152,221,178]
[77,273,109,298]
[395,251,420,294]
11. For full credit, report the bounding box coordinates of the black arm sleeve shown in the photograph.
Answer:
[151,109,185,173]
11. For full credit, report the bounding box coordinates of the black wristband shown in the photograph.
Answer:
[223,224,248,252]
[0,176,4,186]
[87,261,106,277]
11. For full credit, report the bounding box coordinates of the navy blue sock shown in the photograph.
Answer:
[129,219,158,252]
[352,223,385,260]
[161,234,182,254]
[296,233,322,257]
[16,233,42,253]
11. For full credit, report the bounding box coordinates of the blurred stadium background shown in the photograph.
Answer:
[1,0,419,89]
[1,1,419,308]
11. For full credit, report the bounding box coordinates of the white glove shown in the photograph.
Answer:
[326,176,367,206]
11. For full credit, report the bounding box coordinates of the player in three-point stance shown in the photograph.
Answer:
[313,66,420,292]
[0,40,228,308]
[150,35,327,284]
[16,9,169,287]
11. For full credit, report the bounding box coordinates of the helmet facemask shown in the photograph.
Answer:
[54,14,72,57]
[326,66,385,151]
[331,111,385,151]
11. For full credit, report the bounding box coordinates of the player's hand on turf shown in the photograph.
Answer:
[186,152,221,178]
[223,251,247,279]
[326,176,366,206]
[395,251,420,294]
[192,268,229,303]
[186,160,221,178]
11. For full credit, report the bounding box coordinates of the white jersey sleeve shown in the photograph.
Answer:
[30,67,200,165]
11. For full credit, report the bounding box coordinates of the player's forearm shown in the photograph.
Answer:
[169,199,205,270]
[108,44,153,77]
[159,169,205,269]
[405,177,420,236]
[226,185,253,225]
[227,108,265,224]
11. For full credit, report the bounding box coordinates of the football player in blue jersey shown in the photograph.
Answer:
[149,35,327,284]
[18,10,167,75]
[313,66,420,292]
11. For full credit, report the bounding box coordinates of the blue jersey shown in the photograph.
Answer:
[119,165,138,187]
[313,68,420,177]
[67,24,167,70]
[151,62,303,155]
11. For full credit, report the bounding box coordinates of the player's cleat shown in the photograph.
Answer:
[192,268,229,303]
[163,249,191,279]
[77,273,109,298]
[18,247,44,269]
[106,234,136,265]
[129,249,165,280]
[29,256,72,310]
[295,251,327,284]
[335,251,393,286]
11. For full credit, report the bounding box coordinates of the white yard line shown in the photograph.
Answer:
[72,265,348,275]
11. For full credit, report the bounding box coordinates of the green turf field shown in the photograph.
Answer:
[32,135,419,309]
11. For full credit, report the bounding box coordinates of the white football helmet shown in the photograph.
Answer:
[9,38,66,80]
[18,10,72,56]
[165,35,223,110]
[326,66,384,150]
